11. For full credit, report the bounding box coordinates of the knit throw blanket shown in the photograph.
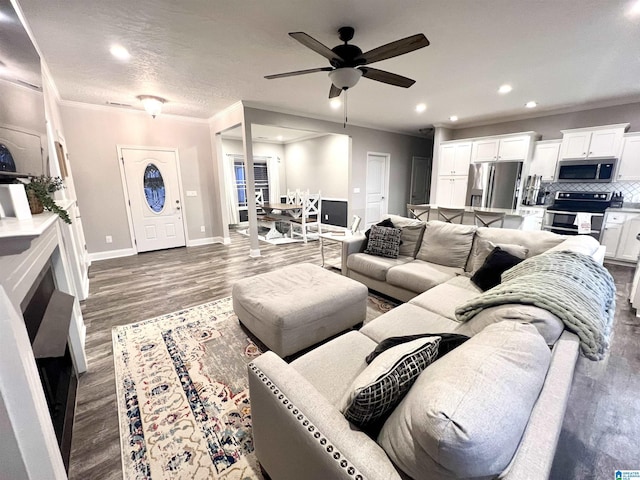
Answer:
[455,251,616,360]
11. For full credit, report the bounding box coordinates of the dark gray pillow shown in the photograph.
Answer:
[399,224,426,257]
[365,225,402,258]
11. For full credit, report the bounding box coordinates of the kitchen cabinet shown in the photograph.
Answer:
[439,141,472,176]
[602,211,640,261]
[528,140,561,181]
[520,207,546,231]
[616,133,640,181]
[471,135,531,163]
[435,175,467,207]
[559,124,628,160]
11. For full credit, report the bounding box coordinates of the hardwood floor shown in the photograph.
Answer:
[69,232,340,480]
[69,233,638,480]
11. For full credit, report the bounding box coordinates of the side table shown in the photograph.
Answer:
[318,231,364,275]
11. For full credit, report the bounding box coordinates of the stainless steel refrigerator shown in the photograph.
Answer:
[465,162,522,209]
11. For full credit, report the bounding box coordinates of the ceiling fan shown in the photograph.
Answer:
[265,26,430,98]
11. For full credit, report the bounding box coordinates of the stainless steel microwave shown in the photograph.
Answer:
[556,158,616,183]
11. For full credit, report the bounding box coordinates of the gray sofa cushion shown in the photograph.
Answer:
[386,260,462,294]
[444,275,482,292]
[386,214,427,258]
[416,221,476,268]
[466,238,529,273]
[347,253,413,281]
[471,227,565,262]
[409,283,482,321]
[454,304,565,345]
[360,303,459,343]
[377,321,551,479]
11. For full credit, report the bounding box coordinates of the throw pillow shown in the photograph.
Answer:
[364,218,395,250]
[467,238,529,273]
[398,224,426,257]
[470,247,523,291]
[416,221,476,268]
[340,336,441,428]
[364,225,402,259]
[365,332,469,364]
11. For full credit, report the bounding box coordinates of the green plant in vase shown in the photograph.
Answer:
[23,175,72,224]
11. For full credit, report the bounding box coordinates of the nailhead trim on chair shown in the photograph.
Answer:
[249,362,366,479]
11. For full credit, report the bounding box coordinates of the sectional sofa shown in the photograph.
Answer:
[248,215,609,480]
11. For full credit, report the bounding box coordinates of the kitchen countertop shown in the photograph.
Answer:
[422,205,539,217]
[607,204,640,213]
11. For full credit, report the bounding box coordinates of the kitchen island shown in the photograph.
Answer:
[410,204,543,230]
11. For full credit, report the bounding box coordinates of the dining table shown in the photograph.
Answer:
[258,203,303,240]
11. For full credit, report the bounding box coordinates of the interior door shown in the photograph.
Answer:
[410,156,430,204]
[365,153,389,227]
[121,148,186,252]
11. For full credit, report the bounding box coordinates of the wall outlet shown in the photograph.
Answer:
[200,225,205,233]
[105,235,113,244]
[186,190,198,197]
[324,214,329,220]
[353,187,361,194]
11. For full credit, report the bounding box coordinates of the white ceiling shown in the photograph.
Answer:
[13,0,640,134]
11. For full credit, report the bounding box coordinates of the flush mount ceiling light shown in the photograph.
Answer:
[138,95,166,118]
[110,45,130,61]
[498,84,513,94]
[330,98,342,109]
[525,100,538,108]
[415,103,427,113]
[627,0,640,16]
[449,115,459,122]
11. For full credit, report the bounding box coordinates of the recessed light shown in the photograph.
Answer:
[415,103,427,113]
[525,101,537,108]
[0,10,12,22]
[110,45,130,61]
[276,135,284,141]
[627,0,640,16]
[330,98,342,109]
[449,115,458,122]
[498,84,513,94]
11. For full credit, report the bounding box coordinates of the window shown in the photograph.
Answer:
[234,160,269,207]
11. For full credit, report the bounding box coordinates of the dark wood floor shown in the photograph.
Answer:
[69,233,638,479]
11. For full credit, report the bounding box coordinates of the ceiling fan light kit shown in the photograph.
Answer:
[328,68,362,90]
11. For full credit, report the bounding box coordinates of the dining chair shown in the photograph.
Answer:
[437,207,465,224]
[473,209,506,228]
[291,191,321,242]
[407,204,430,221]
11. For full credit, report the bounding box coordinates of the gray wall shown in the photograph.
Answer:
[242,107,432,221]
[60,104,216,254]
[450,102,640,140]
[284,134,349,199]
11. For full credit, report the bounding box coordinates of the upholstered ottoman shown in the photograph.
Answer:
[232,263,368,358]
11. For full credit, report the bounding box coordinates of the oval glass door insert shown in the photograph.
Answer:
[143,163,166,213]
[0,144,17,172]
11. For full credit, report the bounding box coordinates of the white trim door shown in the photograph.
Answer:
[365,152,390,227]
[120,147,186,252]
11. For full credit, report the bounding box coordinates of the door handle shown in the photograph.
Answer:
[176,206,181,210]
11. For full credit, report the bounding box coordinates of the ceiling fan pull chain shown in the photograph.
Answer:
[344,89,348,128]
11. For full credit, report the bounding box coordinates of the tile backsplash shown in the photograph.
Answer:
[540,181,640,204]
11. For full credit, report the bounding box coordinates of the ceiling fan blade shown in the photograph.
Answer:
[289,32,344,64]
[360,67,416,88]
[265,67,333,80]
[358,34,430,65]
[329,84,342,98]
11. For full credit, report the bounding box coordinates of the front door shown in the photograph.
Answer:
[365,153,389,227]
[121,148,186,252]
[410,156,430,205]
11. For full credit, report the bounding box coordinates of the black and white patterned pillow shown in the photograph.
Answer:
[364,225,402,258]
[340,336,440,428]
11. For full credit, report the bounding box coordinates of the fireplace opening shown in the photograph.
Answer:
[20,262,77,471]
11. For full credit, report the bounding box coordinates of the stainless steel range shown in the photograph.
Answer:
[542,191,612,240]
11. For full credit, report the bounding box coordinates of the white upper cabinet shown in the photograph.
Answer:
[559,124,628,159]
[439,141,472,175]
[617,133,640,181]
[529,140,561,181]
[471,134,532,163]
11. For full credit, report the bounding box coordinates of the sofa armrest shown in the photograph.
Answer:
[341,234,367,274]
[500,330,579,480]
[249,351,402,480]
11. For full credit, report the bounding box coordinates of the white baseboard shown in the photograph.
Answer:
[187,237,215,247]
[221,236,231,245]
[88,248,137,262]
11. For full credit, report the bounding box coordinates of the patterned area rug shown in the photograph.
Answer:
[113,294,396,480]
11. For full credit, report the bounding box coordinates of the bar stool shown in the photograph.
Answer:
[437,207,465,224]
[473,209,506,228]
[407,204,430,221]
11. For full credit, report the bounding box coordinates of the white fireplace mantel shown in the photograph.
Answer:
[0,212,88,480]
